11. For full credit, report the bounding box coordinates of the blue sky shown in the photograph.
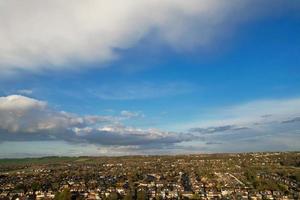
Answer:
[0,0,300,157]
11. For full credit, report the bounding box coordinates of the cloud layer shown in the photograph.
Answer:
[1,95,300,156]
[1,0,298,74]
[0,95,193,147]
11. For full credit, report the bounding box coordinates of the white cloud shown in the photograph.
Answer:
[0,0,297,74]
[0,95,90,133]
[0,95,46,112]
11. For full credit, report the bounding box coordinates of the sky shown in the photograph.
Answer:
[0,0,300,157]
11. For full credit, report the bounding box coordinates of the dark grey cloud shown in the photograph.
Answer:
[189,125,250,135]
[0,127,194,147]
[71,129,194,146]
[261,114,272,118]
[205,141,223,145]
[281,116,300,124]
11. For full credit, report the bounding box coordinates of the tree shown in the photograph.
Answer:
[54,189,71,200]
[31,182,41,192]
[191,193,201,200]
[124,191,133,200]
[108,192,118,200]
[137,189,147,200]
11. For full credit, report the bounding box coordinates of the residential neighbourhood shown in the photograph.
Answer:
[0,152,299,199]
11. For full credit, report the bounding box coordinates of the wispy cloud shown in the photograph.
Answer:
[120,110,144,119]
[16,89,33,95]
[180,97,300,129]
[182,97,300,152]
[89,82,194,100]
